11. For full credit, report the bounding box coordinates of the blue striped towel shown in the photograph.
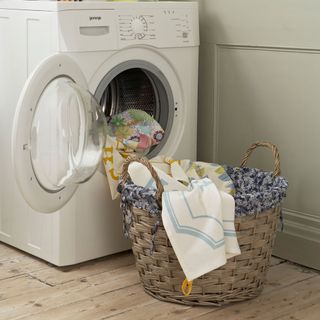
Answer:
[162,178,241,281]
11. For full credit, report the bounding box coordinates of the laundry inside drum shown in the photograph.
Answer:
[98,67,173,157]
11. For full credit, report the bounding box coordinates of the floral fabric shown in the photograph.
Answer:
[103,109,164,199]
[107,109,164,152]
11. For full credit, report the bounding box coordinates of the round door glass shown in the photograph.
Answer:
[30,77,106,192]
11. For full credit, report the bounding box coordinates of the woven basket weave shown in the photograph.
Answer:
[121,142,282,306]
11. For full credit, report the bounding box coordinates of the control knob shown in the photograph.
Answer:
[131,16,147,39]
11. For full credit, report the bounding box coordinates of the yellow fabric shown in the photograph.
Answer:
[103,141,235,200]
[103,136,133,200]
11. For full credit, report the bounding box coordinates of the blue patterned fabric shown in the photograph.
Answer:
[225,166,288,216]
[117,180,161,248]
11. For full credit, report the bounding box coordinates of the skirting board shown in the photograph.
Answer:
[273,209,320,270]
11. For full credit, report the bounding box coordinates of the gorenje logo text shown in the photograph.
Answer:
[89,16,102,21]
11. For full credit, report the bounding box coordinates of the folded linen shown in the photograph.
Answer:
[162,178,240,281]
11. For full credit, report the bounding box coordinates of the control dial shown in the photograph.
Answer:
[131,16,148,39]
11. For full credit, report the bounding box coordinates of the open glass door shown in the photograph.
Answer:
[12,54,106,213]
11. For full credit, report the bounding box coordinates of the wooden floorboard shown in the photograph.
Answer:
[0,242,319,320]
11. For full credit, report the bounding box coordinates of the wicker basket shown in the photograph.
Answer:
[121,142,282,306]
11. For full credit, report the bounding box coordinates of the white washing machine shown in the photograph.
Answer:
[0,1,199,266]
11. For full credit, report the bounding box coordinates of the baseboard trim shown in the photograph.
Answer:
[273,232,320,270]
[0,231,11,239]
[273,208,320,270]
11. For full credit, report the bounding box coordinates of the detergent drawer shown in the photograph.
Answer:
[57,10,118,52]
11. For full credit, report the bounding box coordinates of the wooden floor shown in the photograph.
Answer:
[0,243,319,320]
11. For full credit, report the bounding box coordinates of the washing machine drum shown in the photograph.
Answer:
[101,69,160,118]
[96,65,174,157]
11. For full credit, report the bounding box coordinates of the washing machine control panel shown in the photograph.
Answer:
[56,6,198,52]
[117,8,199,48]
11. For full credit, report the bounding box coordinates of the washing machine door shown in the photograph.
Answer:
[12,54,107,213]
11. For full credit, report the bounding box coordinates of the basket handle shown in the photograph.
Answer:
[122,155,164,203]
[240,141,281,176]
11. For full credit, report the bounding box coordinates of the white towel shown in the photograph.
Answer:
[128,161,188,192]
[128,157,235,194]
[162,178,241,281]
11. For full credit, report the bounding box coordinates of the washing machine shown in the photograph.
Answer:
[0,0,199,266]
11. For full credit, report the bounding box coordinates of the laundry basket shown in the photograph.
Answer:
[120,142,286,306]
